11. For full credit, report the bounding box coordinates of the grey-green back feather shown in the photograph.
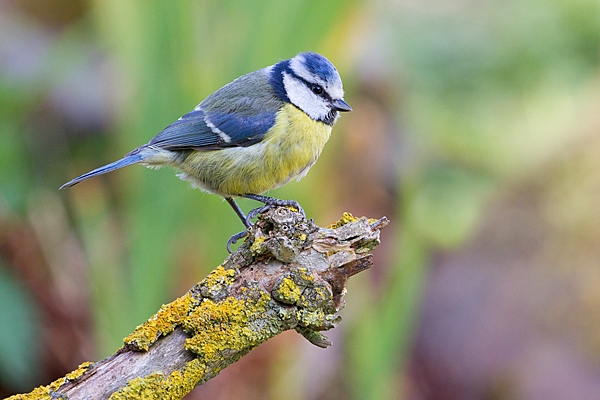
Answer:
[200,68,284,115]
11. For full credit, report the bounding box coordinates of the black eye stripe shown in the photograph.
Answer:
[285,66,332,102]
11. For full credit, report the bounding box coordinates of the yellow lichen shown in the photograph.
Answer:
[109,358,206,400]
[6,373,72,400]
[6,385,54,400]
[328,212,360,229]
[7,389,48,399]
[65,361,94,381]
[124,267,236,351]
[124,292,196,351]
[298,308,327,327]
[184,289,278,363]
[297,268,314,283]
[276,277,302,304]
[249,236,266,255]
[299,285,330,308]
[202,265,235,290]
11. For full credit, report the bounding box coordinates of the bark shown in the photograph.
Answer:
[9,207,388,400]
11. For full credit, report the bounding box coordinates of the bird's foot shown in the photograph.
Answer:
[243,195,305,226]
[227,230,248,254]
[226,195,306,254]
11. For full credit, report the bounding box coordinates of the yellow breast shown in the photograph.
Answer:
[178,103,332,196]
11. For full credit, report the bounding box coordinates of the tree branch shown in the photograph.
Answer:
[9,208,388,400]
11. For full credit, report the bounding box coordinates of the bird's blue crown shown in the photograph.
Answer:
[298,52,339,82]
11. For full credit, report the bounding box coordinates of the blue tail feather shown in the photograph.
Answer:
[60,154,143,189]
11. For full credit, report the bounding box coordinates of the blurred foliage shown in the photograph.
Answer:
[1,0,600,398]
[0,260,40,392]
[345,0,600,399]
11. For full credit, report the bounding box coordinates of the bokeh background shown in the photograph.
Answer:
[2,0,600,398]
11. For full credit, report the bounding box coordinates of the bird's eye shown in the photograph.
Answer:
[311,84,323,95]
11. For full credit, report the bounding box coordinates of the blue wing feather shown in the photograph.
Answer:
[147,109,220,149]
[145,108,276,151]
[206,112,276,146]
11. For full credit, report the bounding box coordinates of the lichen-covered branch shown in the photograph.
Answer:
[8,208,388,400]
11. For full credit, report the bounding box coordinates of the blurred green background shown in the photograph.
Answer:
[2,0,600,398]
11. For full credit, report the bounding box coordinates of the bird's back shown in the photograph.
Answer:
[200,68,283,116]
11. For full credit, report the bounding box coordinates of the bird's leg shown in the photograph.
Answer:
[242,194,306,225]
[225,197,250,227]
[225,197,250,253]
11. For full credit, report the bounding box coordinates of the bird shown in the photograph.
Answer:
[61,52,352,251]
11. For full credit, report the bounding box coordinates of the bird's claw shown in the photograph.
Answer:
[226,195,306,253]
[227,230,248,254]
[245,206,270,226]
[282,199,305,217]
[245,199,305,226]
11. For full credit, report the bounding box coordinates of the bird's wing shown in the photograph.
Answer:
[146,108,276,150]
[146,109,220,149]
[146,69,282,151]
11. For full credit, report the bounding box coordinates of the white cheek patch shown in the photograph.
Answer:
[283,72,330,121]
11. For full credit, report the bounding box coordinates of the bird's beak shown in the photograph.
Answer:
[332,98,352,112]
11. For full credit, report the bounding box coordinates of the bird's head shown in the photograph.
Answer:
[270,52,352,125]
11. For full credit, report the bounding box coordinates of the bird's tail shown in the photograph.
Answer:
[60,153,144,189]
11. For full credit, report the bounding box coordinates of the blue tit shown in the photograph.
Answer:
[61,52,352,251]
